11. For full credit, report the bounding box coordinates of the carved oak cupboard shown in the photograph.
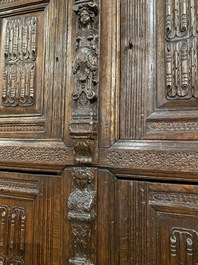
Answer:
[0,0,198,264]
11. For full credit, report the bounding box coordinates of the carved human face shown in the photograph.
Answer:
[80,9,91,26]
[75,174,89,190]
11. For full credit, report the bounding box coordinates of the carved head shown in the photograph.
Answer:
[73,168,93,190]
[79,8,92,26]
[73,2,98,27]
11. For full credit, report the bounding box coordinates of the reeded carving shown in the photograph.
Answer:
[170,227,198,264]
[165,0,198,99]
[0,206,27,264]
[69,0,99,164]
[2,16,37,107]
[67,168,96,265]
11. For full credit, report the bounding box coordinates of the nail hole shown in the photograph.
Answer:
[129,37,133,49]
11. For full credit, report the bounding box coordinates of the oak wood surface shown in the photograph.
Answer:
[0,0,197,264]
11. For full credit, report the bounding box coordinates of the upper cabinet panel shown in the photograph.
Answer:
[119,0,198,140]
[0,12,44,115]
[0,0,67,139]
[158,0,198,102]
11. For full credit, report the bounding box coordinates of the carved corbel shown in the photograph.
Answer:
[69,0,99,164]
[67,168,97,265]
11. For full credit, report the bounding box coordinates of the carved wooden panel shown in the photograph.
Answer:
[165,0,198,100]
[0,6,45,138]
[119,0,198,140]
[115,178,198,264]
[0,0,67,140]
[0,206,27,264]
[0,171,61,265]
[0,11,44,115]
[2,16,37,107]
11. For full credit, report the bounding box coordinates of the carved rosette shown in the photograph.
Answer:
[165,0,198,99]
[67,168,96,265]
[69,0,99,164]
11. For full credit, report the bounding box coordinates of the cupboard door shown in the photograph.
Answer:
[116,179,198,265]
[0,0,71,171]
[0,171,61,264]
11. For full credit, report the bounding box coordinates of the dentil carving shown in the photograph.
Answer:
[67,168,96,265]
[0,206,27,264]
[2,16,37,107]
[69,0,99,164]
[165,0,198,99]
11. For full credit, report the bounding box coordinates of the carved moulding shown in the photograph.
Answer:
[69,0,99,164]
[67,168,96,265]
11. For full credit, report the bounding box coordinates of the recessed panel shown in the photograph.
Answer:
[146,0,198,139]
[0,11,44,116]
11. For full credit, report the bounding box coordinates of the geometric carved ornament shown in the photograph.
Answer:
[69,0,99,164]
[170,227,198,264]
[166,0,198,99]
[2,16,37,107]
[67,168,96,265]
[0,206,27,265]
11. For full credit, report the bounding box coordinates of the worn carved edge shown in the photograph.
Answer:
[67,167,97,265]
[104,148,198,172]
[0,206,27,263]
[69,0,99,164]
[0,0,49,8]
[0,178,38,196]
[147,121,198,132]
[150,191,198,207]
[0,141,69,169]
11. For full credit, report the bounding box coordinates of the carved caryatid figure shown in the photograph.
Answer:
[69,0,99,164]
[72,2,99,102]
[67,168,96,265]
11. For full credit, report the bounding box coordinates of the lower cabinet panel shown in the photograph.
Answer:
[116,179,198,265]
[0,171,61,265]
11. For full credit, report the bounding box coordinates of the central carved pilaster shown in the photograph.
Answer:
[67,168,96,265]
[69,0,99,164]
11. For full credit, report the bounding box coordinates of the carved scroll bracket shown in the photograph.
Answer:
[69,0,99,164]
[67,168,97,265]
